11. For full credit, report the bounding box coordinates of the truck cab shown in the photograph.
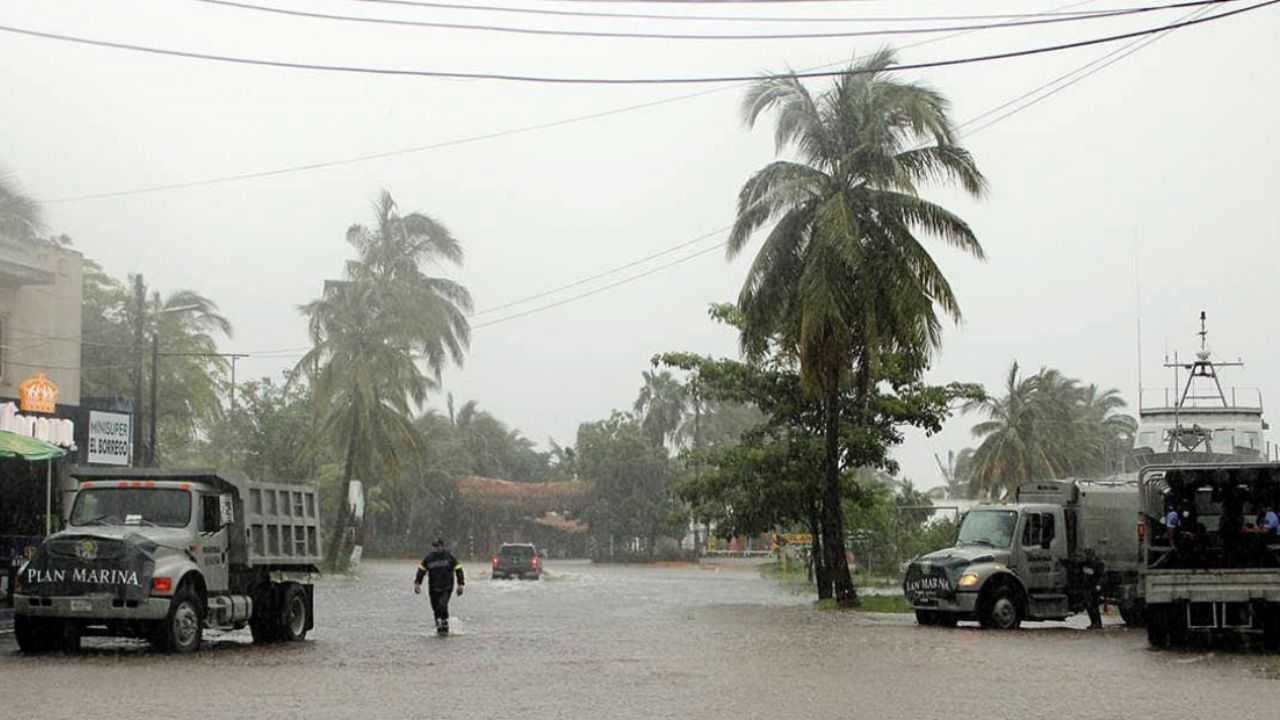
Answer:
[905,478,1140,629]
[14,469,320,654]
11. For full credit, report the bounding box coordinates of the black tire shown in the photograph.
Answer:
[1146,606,1171,648]
[276,583,309,642]
[1262,604,1280,652]
[14,615,54,654]
[915,610,938,626]
[1119,601,1147,628]
[250,584,280,644]
[935,614,959,628]
[158,586,204,654]
[979,586,1022,630]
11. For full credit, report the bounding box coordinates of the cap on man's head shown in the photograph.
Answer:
[432,538,445,547]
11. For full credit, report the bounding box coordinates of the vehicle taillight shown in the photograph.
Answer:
[1137,520,1147,540]
[152,577,172,593]
[491,556,499,567]
[532,556,541,567]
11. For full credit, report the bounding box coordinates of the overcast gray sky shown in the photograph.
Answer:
[4,0,1279,488]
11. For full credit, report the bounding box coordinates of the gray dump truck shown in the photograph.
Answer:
[1140,462,1280,648]
[904,478,1143,629]
[13,468,321,653]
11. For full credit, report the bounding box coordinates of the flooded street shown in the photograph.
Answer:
[3,559,1278,718]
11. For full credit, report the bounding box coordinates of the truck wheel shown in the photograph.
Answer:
[14,615,53,654]
[1146,607,1170,648]
[915,610,938,626]
[250,584,280,644]
[980,586,1022,630]
[276,583,309,642]
[159,587,204,654]
[1119,601,1147,628]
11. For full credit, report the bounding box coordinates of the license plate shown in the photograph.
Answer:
[69,599,92,612]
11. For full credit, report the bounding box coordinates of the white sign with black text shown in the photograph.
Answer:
[87,411,132,466]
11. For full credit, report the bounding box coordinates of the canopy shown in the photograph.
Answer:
[0,430,67,461]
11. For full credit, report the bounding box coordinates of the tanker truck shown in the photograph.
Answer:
[903,478,1142,629]
[13,468,321,653]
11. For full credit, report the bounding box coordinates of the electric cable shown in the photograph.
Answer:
[0,0,1271,85]
[191,0,1226,42]
[40,0,1103,204]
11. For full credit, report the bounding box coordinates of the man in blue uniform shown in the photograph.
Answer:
[413,538,465,634]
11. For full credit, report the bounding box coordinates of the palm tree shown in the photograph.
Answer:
[964,363,1061,499]
[965,364,1135,497]
[0,173,42,238]
[728,50,986,605]
[298,190,472,569]
[633,370,688,448]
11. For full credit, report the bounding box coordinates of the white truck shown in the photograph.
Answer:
[13,468,321,653]
[904,478,1143,629]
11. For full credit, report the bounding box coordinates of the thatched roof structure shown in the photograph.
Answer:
[454,475,592,515]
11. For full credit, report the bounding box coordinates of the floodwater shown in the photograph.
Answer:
[3,559,1278,718]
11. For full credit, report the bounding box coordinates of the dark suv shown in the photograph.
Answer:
[491,543,542,580]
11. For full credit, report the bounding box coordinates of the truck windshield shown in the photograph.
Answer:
[956,510,1018,548]
[70,488,192,528]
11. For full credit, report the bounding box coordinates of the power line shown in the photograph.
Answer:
[193,0,1221,41]
[333,0,1148,24]
[41,0,1101,204]
[2,0,1271,85]
[473,227,730,316]
[473,242,729,329]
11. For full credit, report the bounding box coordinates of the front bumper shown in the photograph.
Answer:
[907,590,980,617]
[15,593,171,621]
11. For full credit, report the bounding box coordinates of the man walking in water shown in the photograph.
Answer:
[413,538,465,634]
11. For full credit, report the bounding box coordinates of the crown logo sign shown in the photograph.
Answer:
[18,372,59,414]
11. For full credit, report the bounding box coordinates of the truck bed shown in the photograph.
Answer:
[1146,568,1280,604]
[244,483,322,567]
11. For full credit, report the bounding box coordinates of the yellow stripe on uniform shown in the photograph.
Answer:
[418,564,427,571]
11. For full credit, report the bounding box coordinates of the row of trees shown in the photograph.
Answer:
[943,363,1136,500]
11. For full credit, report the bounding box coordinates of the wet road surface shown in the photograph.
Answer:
[3,559,1278,718]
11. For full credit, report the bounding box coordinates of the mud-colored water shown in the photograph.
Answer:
[3,559,1276,718]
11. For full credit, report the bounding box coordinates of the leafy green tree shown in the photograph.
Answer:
[0,173,42,238]
[659,342,980,598]
[577,412,674,558]
[297,190,472,569]
[727,51,986,605]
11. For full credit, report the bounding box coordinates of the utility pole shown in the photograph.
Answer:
[147,334,158,466]
[131,275,146,467]
[151,350,249,467]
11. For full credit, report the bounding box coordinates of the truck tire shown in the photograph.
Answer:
[158,586,204,654]
[1146,606,1171,648]
[915,610,938,626]
[979,586,1022,630]
[250,584,280,644]
[15,615,53,654]
[1119,601,1147,628]
[276,583,309,642]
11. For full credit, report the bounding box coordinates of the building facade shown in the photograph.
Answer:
[0,234,83,406]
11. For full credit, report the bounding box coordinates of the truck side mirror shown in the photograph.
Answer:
[219,494,236,528]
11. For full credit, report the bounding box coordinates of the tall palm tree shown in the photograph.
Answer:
[0,173,42,238]
[728,50,986,605]
[633,370,688,448]
[298,190,472,569]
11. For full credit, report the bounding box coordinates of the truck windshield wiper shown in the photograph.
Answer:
[961,539,996,547]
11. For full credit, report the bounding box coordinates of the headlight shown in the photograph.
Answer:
[957,571,979,588]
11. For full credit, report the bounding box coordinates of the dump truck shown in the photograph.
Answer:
[13,468,321,653]
[904,478,1143,629]
[1139,462,1280,648]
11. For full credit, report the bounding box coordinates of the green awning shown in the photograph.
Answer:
[0,431,67,461]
